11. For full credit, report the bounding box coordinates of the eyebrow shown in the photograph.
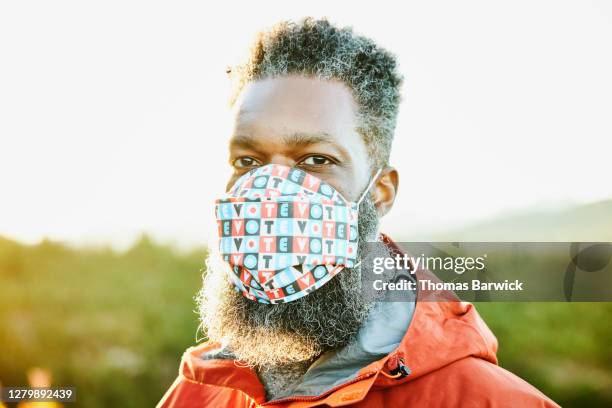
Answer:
[229,131,351,162]
[229,134,260,150]
[230,131,334,149]
[284,131,334,147]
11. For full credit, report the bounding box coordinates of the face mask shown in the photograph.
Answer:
[215,163,381,304]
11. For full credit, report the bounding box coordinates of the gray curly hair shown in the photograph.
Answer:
[229,17,403,168]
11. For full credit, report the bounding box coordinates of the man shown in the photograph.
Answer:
[159,18,558,407]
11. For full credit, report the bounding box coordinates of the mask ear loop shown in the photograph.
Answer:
[355,168,384,249]
[356,168,383,207]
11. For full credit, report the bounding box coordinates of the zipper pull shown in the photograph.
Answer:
[383,354,411,379]
[390,358,411,378]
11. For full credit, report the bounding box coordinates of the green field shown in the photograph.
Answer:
[1,235,611,407]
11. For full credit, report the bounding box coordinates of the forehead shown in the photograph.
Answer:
[231,75,360,145]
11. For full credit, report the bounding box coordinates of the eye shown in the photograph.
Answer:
[299,155,335,166]
[232,156,262,169]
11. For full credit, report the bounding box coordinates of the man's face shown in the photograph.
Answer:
[197,75,394,369]
[227,75,373,201]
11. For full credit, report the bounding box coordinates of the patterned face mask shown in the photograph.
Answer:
[215,163,381,304]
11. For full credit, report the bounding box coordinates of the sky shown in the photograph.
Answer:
[1,1,611,249]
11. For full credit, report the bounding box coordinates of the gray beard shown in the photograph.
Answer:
[196,195,380,393]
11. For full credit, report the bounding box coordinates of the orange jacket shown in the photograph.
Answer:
[158,239,559,407]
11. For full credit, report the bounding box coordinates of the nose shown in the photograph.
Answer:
[268,154,296,167]
[224,154,297,192]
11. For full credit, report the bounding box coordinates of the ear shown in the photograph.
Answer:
[371,166,399,217]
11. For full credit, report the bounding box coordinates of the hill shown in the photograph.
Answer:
[435,199,612,241]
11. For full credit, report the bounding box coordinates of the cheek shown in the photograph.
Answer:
[225,175,240,192]
[338,140,372,200]
[327,169,368,203]
[338,182,359,201]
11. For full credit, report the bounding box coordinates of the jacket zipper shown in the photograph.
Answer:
[261,371,378,406]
